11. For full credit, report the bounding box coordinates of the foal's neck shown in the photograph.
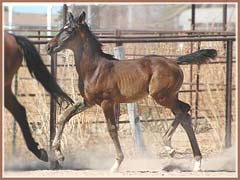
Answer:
[73,33,102,79]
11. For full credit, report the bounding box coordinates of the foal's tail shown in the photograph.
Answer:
[176,49,217,65]
[14,35,74,106]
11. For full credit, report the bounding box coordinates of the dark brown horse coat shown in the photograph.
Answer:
[47,12,217,171]
[4,31,74,162]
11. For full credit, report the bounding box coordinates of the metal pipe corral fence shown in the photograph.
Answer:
[7,28,236,155]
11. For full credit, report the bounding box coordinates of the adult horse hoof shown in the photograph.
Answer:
[39,149,48,162]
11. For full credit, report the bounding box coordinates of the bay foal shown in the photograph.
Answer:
[47,12,217,171]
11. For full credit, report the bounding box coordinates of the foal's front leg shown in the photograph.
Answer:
[52,100,90,162]
[101,100,124,172]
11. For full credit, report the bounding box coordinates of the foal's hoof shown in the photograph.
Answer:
[110,161,120,172]
[193,159,202,172]
[168,149,176,158]
[55,151,65,162]
[50,160,62,170]
[39,149,48,162]
[164,146,176,158]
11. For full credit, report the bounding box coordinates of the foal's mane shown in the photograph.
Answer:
[84,24,118,61]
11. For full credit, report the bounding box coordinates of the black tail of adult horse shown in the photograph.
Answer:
[177,49,217,65]
[14,35,74,105]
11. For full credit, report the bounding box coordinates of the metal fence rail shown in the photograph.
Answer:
[8,31,235,149]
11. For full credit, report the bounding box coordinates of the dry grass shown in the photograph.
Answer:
[4,41,236,162]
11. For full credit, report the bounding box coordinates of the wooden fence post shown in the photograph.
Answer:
[113,46,146,155]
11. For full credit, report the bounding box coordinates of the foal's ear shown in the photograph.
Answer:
[68,12,74,24]
[78,11,86,24]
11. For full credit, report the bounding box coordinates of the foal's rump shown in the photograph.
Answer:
[111,58,181,102]
[101,48,217,103]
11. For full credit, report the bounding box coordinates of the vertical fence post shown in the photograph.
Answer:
[191,4,195,31]
[50,53,58,169]
[113,45,146,155]
[37,31,40,52]
[223,4,227,31]
[189,4,196,116]
[49,4,68,169]
[225,40,233,148]
[194,42,201,132]
[12,72,18,156]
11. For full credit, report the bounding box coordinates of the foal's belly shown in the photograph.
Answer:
[115,89,149,103]
[115,74,149,103]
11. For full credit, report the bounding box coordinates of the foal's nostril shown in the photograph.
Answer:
[47,45,52,53]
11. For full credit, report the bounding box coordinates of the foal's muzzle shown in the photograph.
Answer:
[47,43,54,54]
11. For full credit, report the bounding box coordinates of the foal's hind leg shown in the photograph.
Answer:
[101,100,124,172]
[4,88,48,162]
[52,100,90,162]
[152,96,180,157]
[152,95,202,171]
[170,100,202,171]
[162,116,181,157]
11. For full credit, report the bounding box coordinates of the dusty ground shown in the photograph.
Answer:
[4,152,237,178]
[3,123,237,178]
[3,169,236,178]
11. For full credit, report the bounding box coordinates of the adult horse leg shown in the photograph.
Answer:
[52,100,90,162]
[4,87,48,162]
[101,100,124,172]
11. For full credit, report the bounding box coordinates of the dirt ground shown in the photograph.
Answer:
[4,150,237,178]
[3,169,236,178]
[4,110,237,178]
[3,121,237,178]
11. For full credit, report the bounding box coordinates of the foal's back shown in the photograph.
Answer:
[98,56,183,103]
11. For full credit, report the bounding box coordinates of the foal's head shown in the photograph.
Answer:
[47,11,89,54]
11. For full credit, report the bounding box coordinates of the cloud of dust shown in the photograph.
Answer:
[158,145,237,172]
[4,144,236,173]
[62,147,114,170]
[4,145,115,171]
[118,145,237,173]
[202,145,236,172]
